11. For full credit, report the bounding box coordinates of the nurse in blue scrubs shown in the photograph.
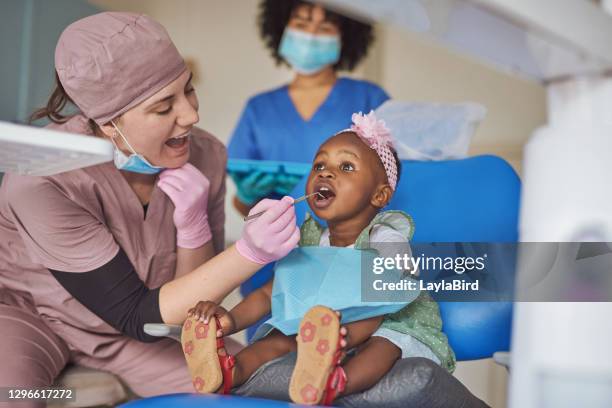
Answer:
[228,0,389,215]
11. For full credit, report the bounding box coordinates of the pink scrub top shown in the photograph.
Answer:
[0,115,227,359]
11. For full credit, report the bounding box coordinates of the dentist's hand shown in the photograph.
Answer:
[158,163,212,249]
[236,196,300,264]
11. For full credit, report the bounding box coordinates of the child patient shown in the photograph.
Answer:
[181,112,455,405]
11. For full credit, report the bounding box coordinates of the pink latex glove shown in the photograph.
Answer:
[157,163,212,249]
[236,196,300,264]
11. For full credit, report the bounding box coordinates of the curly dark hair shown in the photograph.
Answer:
[258,0,374,71]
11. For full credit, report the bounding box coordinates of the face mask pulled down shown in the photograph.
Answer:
[110,120,164,174]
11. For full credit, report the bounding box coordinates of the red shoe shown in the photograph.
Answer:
[322,364,348,406]
[181,316,235,394]
[289,305,347,405]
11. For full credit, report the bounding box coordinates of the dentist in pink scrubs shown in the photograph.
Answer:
[0,12,298,406]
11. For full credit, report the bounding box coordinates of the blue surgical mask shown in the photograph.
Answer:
[278,28,341,75]
[110,121,164,174]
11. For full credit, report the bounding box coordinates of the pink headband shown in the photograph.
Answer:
[55,12,187,125]
[341,111,398,190]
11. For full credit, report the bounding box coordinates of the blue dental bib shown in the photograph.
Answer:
[252,246,417,341]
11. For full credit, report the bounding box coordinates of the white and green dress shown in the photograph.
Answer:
[299,210,456,373]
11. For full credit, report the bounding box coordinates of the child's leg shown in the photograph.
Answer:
[337,316,402,395]
[232,330,296,386]
[340,336,401,395]
[289,308,401,404]
[313,315,402,397]
[182,316,295,393]
[342,316,384,349]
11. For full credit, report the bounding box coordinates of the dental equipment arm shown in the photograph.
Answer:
[0,121,113,176]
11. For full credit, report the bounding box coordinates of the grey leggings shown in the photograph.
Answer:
[234,352,490,408]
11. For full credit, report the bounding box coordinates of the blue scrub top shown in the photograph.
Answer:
[228,77,390,163]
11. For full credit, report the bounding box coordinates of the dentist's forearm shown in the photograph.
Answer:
[174,240,215,279]
[160,197,298,324]
[158,244,261,324]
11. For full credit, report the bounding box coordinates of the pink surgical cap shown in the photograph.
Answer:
[55,12,187,125]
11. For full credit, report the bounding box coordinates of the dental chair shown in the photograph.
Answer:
[389,155,518,360]
[126,154,519,407]
[291,154,519,361]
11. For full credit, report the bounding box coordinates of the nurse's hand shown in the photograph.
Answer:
[274,173,304,196]
[157,163,212,249]
[236,196,300,264]
[230,170,277,205]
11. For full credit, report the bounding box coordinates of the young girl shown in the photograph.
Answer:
[181,112,455,405]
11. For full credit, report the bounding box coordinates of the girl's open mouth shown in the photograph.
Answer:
[313,185,336,209]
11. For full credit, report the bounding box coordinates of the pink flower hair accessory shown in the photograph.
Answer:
[349,111,398,190]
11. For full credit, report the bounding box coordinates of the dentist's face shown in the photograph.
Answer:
[101,70,199,169]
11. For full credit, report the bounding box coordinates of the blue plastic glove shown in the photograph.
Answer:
[275,173,305,196]
[230,170,277,205]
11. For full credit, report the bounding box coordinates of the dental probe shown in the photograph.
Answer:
[243,192,323,221]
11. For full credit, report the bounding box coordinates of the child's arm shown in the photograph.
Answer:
[228,279,274,333]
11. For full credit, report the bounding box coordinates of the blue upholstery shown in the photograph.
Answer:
[292,155,520,360]
[120,393,295,407]
[243,156,519,358]
[123,155,518,407]
[293,155,520,242]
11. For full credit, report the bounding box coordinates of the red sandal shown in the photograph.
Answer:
[289,305,347,405]
[181,315,235,394]
[216,323,235,395]
[321,350,347,405]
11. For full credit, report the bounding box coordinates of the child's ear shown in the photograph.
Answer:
[371,184,393,208]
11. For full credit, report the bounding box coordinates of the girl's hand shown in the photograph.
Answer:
[187,301,236,336]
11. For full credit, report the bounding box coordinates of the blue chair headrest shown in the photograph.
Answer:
[291,155,520,360]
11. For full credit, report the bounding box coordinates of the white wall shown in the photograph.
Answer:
[369,25,547,173]
[88,2,548,406]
